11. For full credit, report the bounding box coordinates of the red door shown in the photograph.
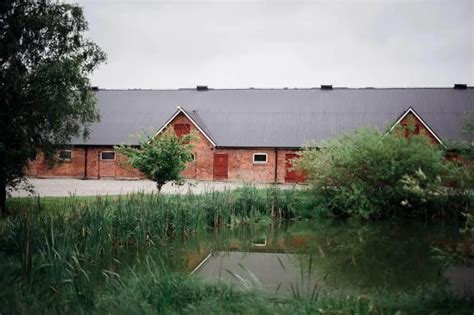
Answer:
[214,154,228,180]
[285,153,304,183]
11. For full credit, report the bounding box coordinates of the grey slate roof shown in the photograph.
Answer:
[72,88,474,147]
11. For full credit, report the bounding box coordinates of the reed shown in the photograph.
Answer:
[1,187,472,314]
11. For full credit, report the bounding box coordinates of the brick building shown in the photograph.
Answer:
[27,85,473,183]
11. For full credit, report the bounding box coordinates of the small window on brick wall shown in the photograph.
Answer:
[190,153,195,162]
[253,153,268,164]
[101,151,116,161]
[59,150,72,161]
[174,123,191,137]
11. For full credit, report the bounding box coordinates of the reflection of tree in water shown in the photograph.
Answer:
[283,220,461,293]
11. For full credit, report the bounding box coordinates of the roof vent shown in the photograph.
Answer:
[321,85,333,90]
[196,85,208,91]
[453,84,467,89]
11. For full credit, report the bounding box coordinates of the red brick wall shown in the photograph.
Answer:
[27,149,86,178]
[169,114,305,183]
[213,148,275,182]
[170,113,304,183]
[209,148,303,183]
[398,112,440,145]
[84,146,143,180]
[25,111,306,183]
[171,113,215,180]
[26,146,144,180]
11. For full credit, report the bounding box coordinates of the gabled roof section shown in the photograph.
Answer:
[155,106,217,147]
[387,107,445,146]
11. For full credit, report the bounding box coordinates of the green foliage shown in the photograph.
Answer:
[296,128,466,219]
[459,112,474,246]
[1,195,473,314]
[116,129,196,191]
[0,1,106,213]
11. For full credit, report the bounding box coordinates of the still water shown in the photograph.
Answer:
[133,219,473,297]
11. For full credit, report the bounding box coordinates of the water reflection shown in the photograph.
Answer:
[186,220,473,297]
[193,251,321,297]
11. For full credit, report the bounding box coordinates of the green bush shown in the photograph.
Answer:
[296,128,469,219]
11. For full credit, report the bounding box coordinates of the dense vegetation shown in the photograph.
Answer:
[296,128,472,220]
[2,119,473,314]
[1,190,473,314]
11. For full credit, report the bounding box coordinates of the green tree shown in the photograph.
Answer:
[459,113,474,240]
[115,129,196,191]
[0,2,106,216]
[296,128,453,219]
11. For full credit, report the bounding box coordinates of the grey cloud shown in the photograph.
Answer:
[76,0,473,88]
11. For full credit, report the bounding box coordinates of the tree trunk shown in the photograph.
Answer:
[0,144,6,217]
[0,182,5,218]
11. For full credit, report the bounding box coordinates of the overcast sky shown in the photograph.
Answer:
[75,0,473,89]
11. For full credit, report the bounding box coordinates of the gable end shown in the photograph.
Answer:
[154,106,217,147]
[387,107,445,147]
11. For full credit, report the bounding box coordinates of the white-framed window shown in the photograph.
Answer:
[59,150,72,161]
[190,153,196,162]
[101,151,116,161]
[253,153,268,164]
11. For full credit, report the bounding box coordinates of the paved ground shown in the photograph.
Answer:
[11,178,297,197]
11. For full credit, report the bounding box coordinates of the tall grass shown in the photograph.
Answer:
[0,186,312,313]
[2,187,472,314]
[95,258,474,315]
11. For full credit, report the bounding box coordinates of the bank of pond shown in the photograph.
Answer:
[1,187,473,314]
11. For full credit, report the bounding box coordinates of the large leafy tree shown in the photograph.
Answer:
[0,1,106,215]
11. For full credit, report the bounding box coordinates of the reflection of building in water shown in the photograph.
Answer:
[193,251,319,297]
[186,233,315,272]
[193,251,474,297]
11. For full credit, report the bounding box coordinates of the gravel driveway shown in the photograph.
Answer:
[11,178,297,197]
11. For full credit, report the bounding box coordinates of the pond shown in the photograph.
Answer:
[146,219,473,298]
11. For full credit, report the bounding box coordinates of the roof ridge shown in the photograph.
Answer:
[95,86,473,91]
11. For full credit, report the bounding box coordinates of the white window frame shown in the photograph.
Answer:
[190,153,196,162]
[59,149,72,161]
[253,153,268,164]
[100,151,116,161]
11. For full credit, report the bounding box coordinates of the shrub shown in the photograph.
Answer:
[296,128,465,219]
